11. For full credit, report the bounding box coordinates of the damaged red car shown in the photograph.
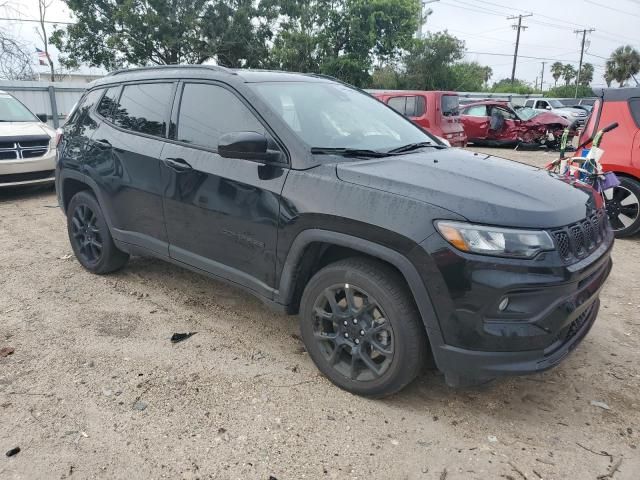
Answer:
[460,101,574,148]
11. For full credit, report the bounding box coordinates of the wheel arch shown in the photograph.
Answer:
[276,229,445,350]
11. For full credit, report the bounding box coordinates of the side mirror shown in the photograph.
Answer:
[545,106,552,110]
[218,131,282,163]
[36,113,48,123]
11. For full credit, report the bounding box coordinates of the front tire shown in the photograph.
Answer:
[605,176,640,238]
[299,258,427,398]
[67,190,129,274]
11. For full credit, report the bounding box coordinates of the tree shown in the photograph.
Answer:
[267,0,420,86]
[606,45,640,87]
[562,64,576,86]
[402,31,465,90]
[450,62,491,91]
[37,0,55,81]
[578,62,594,86]
[51,0,277,70]
[545,84,593,98]
[550,61,563,87]
[491,78,534,94]
[604,60,615,87]
[0,2,34,80]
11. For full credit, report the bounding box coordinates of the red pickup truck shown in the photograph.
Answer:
[369,90,467,147]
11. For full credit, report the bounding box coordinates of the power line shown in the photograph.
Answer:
[507,14,532,84]
[585,0,640,18]
[0,17,75,25]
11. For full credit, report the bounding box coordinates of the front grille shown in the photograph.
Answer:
[552,210,608,262]
[565,303,594,343]
[0,136,50,161]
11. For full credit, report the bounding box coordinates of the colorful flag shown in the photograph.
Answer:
[36,47,48,66]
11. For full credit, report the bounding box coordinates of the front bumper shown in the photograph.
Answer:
[413,225,613,385]
[0,150,56,187]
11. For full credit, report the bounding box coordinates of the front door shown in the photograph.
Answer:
[161,82,287,298]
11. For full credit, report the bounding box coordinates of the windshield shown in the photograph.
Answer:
[250,82,435,152]
[548,99,565,108]
[441,95,459,117]
[516,106,541,121]
[0,94,38,122]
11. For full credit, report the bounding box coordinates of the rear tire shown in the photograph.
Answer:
[605,176,640,238]
[67,190,129,274]
[299,257,427,398]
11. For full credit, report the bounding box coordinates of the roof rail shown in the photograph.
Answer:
[106,64,237,77]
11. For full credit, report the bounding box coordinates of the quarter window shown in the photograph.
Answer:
[112,83,173,137]
[96,86,120,120]
[629,98,640,128]
[177,83,265,150]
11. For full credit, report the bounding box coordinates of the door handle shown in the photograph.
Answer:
[164,157,193,171]
[94,138,111,148]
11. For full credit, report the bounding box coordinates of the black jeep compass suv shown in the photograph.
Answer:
[56,66,613,397]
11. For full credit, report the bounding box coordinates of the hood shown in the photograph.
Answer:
[556,107,588,117]
[530,112,571,127]
[336,148,598,229]
[0,121,54,140]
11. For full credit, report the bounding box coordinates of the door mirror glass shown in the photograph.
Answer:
[218,131,281,163]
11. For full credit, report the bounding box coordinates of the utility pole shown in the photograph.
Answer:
[540,61,545,92]
[508,14,532,85]
[574,28,595,98]
[418,0,440,39]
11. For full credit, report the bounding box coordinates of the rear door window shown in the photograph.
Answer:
[387,96,425,117]
[464,105,487,117]
[177,83,265,150]
[441,95,459,117]
[112,83,173,137]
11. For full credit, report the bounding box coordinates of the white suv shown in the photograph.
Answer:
[523,98,589,126]
[0,90,56,187]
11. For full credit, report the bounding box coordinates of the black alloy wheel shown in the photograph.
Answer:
[299,258,427,398]
[312,284,394,381]
[70,204,103,264]
[66,190,129,274]
[604,177,640,237]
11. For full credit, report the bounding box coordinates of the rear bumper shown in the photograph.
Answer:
[0,150,56,187]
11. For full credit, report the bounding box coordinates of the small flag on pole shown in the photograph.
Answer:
[36,47,49,66]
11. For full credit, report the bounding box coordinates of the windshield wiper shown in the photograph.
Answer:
[310,147,392,158]
[387,141,446,154]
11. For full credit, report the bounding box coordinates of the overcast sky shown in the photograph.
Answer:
[5,0,640,88]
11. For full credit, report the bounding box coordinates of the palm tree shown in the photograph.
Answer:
[482,66,493,88]
[562,64,576,86]
[605,60,615,87]
[550,61,563,87]
[607,45,640,87]
[578,62,594,85]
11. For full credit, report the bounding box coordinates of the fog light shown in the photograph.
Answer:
[498,297,510,311]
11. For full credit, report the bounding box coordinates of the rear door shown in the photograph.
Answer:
[86,81,175,255]
[461,104,489,140]
[160,81,287,297]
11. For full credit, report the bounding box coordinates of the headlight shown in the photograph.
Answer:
[570,112,579,117]
[435,221,554,258]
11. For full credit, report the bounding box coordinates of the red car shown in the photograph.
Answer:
[460,101,573,148]
[368,90,467,147]
[579,88,640,237]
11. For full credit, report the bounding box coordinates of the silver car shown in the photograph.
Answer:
[0,90,56,187]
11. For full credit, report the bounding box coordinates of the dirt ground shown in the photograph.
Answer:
[1,147,639,480]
